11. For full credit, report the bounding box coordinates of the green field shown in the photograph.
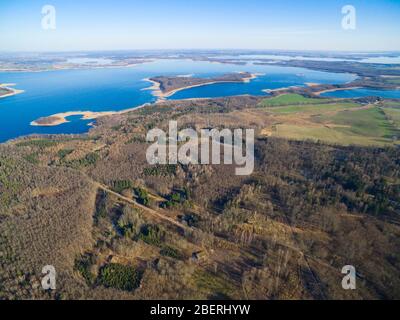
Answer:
[258,94,399,146]
[258,93,333,107]
[386,78,400,85]
[382,101,400,108]
[272,107,399,146]
[323,107,397,139]
[265,102,359,114]
[266,97,400,146]
[273,124,391,146]
[383,107,400,128]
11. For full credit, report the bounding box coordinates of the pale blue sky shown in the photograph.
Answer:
[0,0,399,52]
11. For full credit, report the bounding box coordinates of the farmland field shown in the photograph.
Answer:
[258,93,335,107]
[259,94,399,146]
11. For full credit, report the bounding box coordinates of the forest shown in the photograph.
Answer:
[0,94,399,300]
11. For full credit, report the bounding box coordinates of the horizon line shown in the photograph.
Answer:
[1,49,400,54]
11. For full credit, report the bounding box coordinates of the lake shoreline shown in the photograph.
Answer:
[30,103,151,127]
[143,72,260,102]
[314,86,363,95]
[0,83,25,99]
[31,73,261,127]
[0,60,154,73]
[0,60,368,143]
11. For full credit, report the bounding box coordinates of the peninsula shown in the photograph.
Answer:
[144,72,258,101]
[30,72,260,127]
[0,83,24,98]
[30,111,117,127]
[30,104,150,127]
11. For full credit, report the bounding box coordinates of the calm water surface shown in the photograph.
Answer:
[320,88,400,99]
[0,59,360,142]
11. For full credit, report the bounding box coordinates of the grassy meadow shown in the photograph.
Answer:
[259,94,399,146]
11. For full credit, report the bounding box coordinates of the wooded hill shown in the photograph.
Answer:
[1,94,399,299]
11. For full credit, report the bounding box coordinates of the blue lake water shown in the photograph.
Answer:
[169,67,353,100]
[320,88,400,99]
[0,59,359,142]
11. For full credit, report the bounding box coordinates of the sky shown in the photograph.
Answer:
[0,0,399,52]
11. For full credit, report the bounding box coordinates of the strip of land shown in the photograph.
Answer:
[313,86,362,95]
[0,83,25,98]
[143,72,259,101]
[31,73,260,127]
[30,103,151,127]
[30,111,116,126]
